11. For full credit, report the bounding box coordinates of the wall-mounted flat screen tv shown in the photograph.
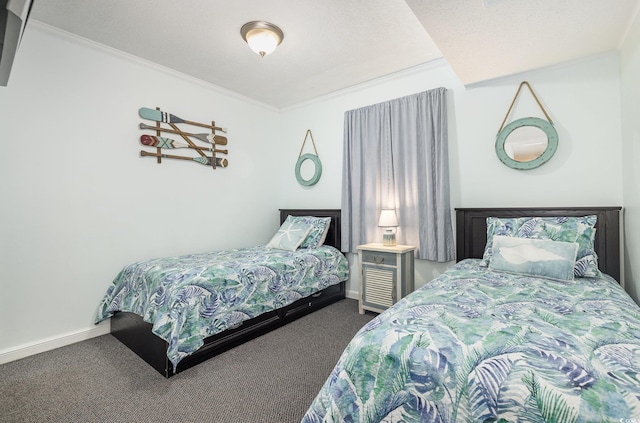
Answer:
[0,0,32,86]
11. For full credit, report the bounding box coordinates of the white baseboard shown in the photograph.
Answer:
[0,321,111,365]
[1,293,358,365]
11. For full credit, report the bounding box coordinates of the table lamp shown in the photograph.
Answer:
[378,209,398,246]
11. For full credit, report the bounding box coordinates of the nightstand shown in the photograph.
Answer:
[357,243,416,314]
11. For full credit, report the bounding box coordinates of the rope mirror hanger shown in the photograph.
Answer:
[495,81,558,170]
[295,129,322,186]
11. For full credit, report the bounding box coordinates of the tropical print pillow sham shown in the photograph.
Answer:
[95,245,348,368]
[284,215,331,248]
[481,215,600,278]
[302,259,640,423]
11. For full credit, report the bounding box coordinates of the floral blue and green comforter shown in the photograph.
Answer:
[96,245,348,368]
[302,259,640,423]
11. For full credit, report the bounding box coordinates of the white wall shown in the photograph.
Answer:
[0,19,627,361]
[0,23,282,359]
[278,54,624,297]
[454,56,622,208]
[621,13,640,303]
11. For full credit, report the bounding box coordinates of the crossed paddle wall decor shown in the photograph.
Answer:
[138,107,229,170]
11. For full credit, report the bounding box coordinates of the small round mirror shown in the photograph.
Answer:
[496,117,558,170]
[295,154,322,186]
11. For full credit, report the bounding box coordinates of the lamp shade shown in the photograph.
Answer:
[241,21,284,57]
[378,209,398,227]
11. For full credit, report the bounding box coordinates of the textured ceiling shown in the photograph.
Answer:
[29,0,441,109]
[29,0,640,109]
[406,0,640,86]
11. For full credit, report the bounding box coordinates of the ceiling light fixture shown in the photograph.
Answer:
[240,21,284,58]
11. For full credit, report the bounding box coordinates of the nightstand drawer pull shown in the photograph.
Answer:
[362,252,396,266]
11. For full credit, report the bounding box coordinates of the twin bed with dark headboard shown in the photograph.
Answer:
[456,207,621,281]
[97,209,346,378]
[302,206,640,422]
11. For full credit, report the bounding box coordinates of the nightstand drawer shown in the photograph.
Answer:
[361,251,396,266]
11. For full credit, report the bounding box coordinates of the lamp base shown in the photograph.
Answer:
[382,230,396,246]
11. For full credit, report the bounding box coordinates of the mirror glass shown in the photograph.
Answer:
[300,159,315,180]
[504,126,548,162]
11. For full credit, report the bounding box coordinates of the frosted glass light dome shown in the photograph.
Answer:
[241,21,284,57]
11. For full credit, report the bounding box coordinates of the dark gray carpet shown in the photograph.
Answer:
[1,299,374,423]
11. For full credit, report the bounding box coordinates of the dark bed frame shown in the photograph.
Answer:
[455,207,622,282]
[110,208,345,378]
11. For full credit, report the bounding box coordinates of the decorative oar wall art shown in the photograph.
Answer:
[295,129,322,186]
[138,107,229,170]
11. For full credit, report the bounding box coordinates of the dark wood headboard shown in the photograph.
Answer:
[279,209,342,251]
[455,207,622,282]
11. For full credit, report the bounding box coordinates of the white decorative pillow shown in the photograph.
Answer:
[489,235,579,282]
[266,221,313,251]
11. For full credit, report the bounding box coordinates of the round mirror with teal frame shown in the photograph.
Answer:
[495,117,558,170]
[295,153,322,186]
